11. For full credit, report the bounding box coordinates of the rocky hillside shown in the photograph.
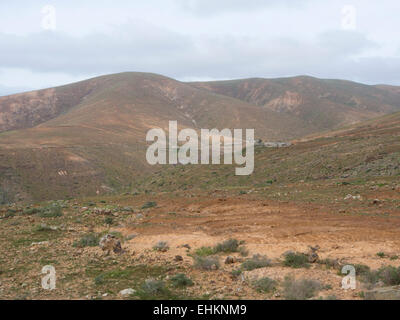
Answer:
[191,76,400,131]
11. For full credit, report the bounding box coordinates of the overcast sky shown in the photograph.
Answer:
[0,0,399,95]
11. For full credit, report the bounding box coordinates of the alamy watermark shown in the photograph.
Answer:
[41,265,56,290]
[146,121,255,175]
[341,265,356,290]
[41,5,57,31]
[341,5,357,30]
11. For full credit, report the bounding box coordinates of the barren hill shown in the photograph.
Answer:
[1,72,399,203]
[191,76,400,131]
[0,72,312,202]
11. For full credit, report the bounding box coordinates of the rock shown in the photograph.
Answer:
[174,255,183,262]
[126,233,138,241]
[365,286,400,300]
[372,199,381,205]
[225,256,236,264]
[30,241,49,246]
[99,234,122,254]
[307,252,319,263]
[119,288,136,297]
[307,245,320,263]
[211,264,218,270]
[80,207,88,213]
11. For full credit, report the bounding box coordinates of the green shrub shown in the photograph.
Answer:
[377,252,385,258]
[153,241,169,252]
[214,239,240,253]
[317,258,340,269]
[283,251,310,269]
[241,254,271,271]
[38,205,63,218]
[22,207,41,215]
[252,277,277,293]
[283,276,322,300]
[239,246,249,257]
[141,278,166,295]
[104,217,113,225]
[141,201,157,209]
[3,211,15,218]
[231,269,242,278]
[354,264,371,276]
[194,246,214,256]
[32,224,54,232]
[377,265,400,285]
[94,274,105,285]
[193,256,220,271]
[73,233,99,248]
[170,274,193,288]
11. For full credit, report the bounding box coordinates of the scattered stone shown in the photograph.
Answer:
[225,256,237,264]
[174,255,183,262]
[306,245,320,263]
[126,233,138,241]
[30,241,49,246]
[119,288,136,297]
[365,286,400,300]
[372,199,381,205]
[344,194,362,200]
[178,244,191,250]
[99,234,122,254]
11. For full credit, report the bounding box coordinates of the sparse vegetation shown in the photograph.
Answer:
[104,217,113,225]
[38,204,63,218]
[73,233,99,248]
[238,246,249,257]
[231,269,242,278]
[377,252,385,258]
[214,239,240,253]
[141,201,157,209]
[377,265,400,286]
[170,274,193,288]
[283,276,322,300]
[32,224,54,232]
[193,256,220,271]
[317,258,340,270]
[153,241,169,252]
[136,278,177,299]
[194,246,214,256]
[283,251,310,269]
[241,254,272,271]
[252,277,277,293]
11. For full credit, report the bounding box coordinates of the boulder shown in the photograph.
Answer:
[99,234,122,254]
[225,256,237,264]
[119,288,136,297]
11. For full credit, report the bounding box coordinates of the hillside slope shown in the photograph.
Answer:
[1,72,399,203]
[0,72,313,203]
[191,76,400,131]
[133,111,400,193]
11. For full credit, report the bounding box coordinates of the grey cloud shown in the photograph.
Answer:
[177,0,309,15]
[0,23,399,85]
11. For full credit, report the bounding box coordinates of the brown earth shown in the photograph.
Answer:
[1,186,399,300]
